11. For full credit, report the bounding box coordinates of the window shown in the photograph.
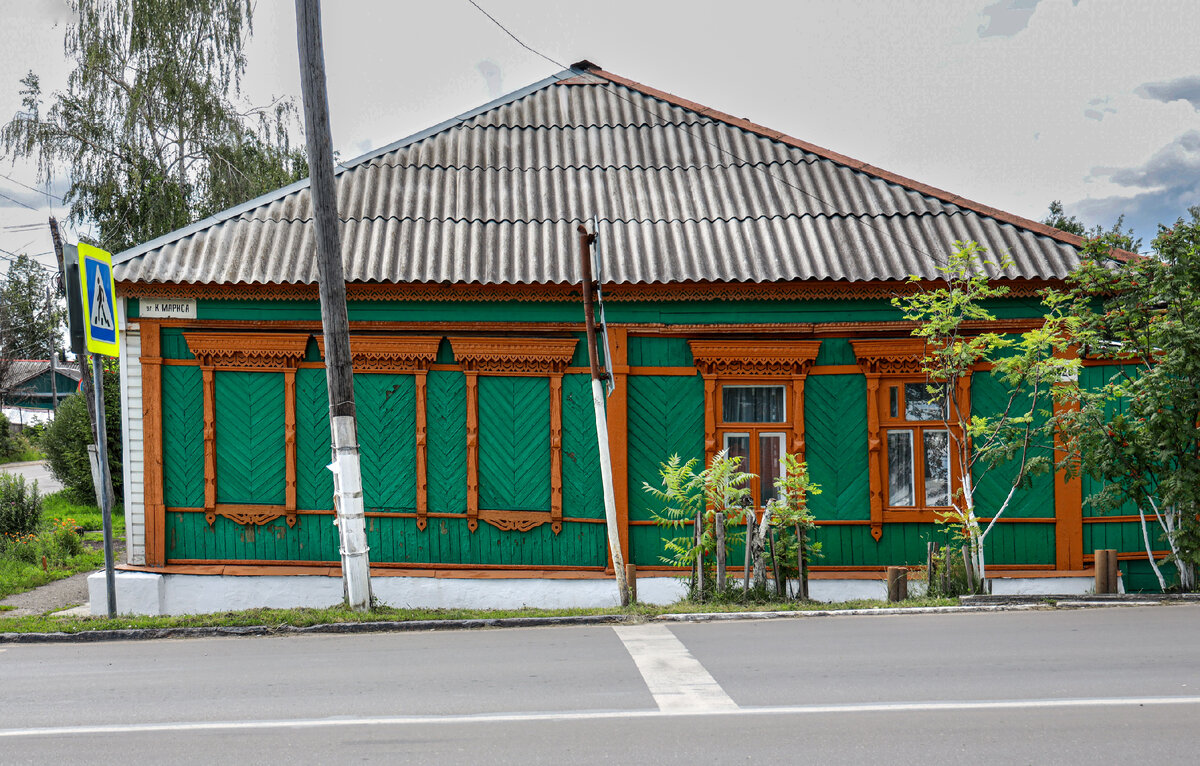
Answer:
[719,386,787,507]
[881,381,953,511]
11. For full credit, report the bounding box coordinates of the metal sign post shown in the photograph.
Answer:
[78,243,120,618]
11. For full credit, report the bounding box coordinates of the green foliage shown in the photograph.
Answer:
[1042,200,1142,253]
[40,368,122,504]
[1056,210,1200,589]
[0,252,62,369]
[0,414,16,460]
[894,240,1078,586]
[42,491,121,534]
[764,453,823,591]
[0,472,42,540]
[1,0,307,254]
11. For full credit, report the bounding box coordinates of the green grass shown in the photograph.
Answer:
[0,550,106,600]
[0,447,45,464]
[0,597,961,634]
[42,492,124,534]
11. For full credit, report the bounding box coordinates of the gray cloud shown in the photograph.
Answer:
[978,0,1042,38]
[1135,75,1200,111]
[1076,131,1200,242]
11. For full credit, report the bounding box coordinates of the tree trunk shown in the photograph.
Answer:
[743,509,754,594]
[751,508,771,590]
[768,527,784,598]
[693,508,704,600]
[962,544,977,594]
[714,511,726,592]
[796,523,809,601]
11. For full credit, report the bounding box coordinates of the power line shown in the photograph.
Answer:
[0,189,39,212]
[0,171,65,204]
[464,0,952,269]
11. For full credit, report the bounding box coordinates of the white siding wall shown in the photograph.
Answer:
[118,297,145,565]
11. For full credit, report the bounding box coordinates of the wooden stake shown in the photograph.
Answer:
[927,541,938,594]
[886,566,907,602]
[769,527,784,598]
[795,523,809,601]
[624,563,638,604]
[714,511,726,592]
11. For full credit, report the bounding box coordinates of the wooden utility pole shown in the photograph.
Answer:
[578,224,629,606]
[295,0,371,611]
[46,287,58,412]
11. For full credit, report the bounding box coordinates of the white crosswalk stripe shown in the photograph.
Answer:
[613,623,738,712]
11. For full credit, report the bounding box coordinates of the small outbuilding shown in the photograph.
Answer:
[104,63,1137,613]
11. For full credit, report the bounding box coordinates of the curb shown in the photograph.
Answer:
[6,598,1188,644]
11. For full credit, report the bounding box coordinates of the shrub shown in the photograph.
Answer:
[0,413,16,459]
[40,367,122,504]
[0,472,42,540]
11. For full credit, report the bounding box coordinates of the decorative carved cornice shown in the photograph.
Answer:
[184,332,309,368]
[689,340,823,377]
[450,337,578,374]
[850,338,928,375]
[478,509,561,534]
[205,508,297,528]
[119,279,1061,304]
[315,335,441,372]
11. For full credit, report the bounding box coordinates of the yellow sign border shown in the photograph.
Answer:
[78,242,121,357]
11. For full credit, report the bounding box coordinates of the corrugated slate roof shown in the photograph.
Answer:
[113,65,1085,287]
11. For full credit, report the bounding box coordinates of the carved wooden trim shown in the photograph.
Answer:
[1053,390,1084,570]
[864,375,883,541]
[204,506,296,528]
[689,340,822,377]
[450,337,578,374]
[607,328,631,565]
[184,332,309,368]
[120,278,1062,304]
[478,509,556,533]
[315,334,441,372]
[791,377,806,456]
[549,374,564,533]
[140,320,166,566]
[850,338,928,375]
[415,371,429,530]
[464,371,480,532]
[703,377,717,465]
[201,367,217,514]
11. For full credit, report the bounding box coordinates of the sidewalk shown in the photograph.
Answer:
[0,570,91,618]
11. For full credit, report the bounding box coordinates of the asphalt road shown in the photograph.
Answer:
[0,460,63,495]
[2,605,1198,764]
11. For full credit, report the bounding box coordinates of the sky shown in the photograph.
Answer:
[1,0,1198,275]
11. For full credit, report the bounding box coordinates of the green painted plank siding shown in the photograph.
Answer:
[214,371,286,505]
[161,365,205,508]
[814,523,956,566]
[970,372,1055,519]
[628,337,693,366]
[165,511,607,566]
[814,338,856,366]
[478,376,551,511]
[1078,365,1141,518]
[561,374,604,518]
[295,368,333,510]
[426,370,468,514]
[354,373,417,511]
[805,374,870,520]
[626,374,704,566]
[159,328,195,360]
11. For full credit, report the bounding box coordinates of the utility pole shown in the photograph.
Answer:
[578,224,629,606]
[46,286,58,412]
[295,0,371,611]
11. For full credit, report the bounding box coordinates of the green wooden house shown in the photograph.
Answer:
[0,360,81,414]
[101,63,1143,614]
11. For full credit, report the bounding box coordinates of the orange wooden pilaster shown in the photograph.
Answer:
[283,367,298,527]
[703,376,717,465]
[464,370,479,532]
[607,328,631,567]
[201,365,217,523]
[549,373,564,534]
[1053,393,1084,570]
[140,320,166,566]
[790,375,807,456]
[415,370,429,531]
[865,374,883,541]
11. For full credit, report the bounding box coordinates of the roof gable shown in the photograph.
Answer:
[114,65,1085,287]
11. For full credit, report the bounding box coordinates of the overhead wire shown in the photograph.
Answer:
[464,0,962,269]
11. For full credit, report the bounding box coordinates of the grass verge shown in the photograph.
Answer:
[0,550,106,600]
[0,597,959,635]
[42,492,125,534]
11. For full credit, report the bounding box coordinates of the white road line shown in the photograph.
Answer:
[613,623,738,712]
[2,696,1199,739]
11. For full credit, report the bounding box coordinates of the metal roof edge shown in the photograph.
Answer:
[579,64,1137,261]
[114,68,580,265]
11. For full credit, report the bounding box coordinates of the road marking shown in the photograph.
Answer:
[613,624,738,712]
[2,696,1199,739]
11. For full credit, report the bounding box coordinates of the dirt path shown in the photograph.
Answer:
[0,571,92,618]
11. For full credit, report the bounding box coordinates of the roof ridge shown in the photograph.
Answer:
[579,64,1104,255]
[238,210,969,226]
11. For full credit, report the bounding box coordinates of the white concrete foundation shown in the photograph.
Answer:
[87,571,1112,616]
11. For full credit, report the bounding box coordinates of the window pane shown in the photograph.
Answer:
[889,386,898,418]
[887,430,914,506]
[759,434,784,506]
[924,430,951,507]
[723,386,785,423]
[724,434,751,506]
[904,383,947,421]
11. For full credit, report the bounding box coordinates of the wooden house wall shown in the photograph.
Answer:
[126,294,1142,585]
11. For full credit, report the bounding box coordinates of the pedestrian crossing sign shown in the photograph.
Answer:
[78,242,120,357]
